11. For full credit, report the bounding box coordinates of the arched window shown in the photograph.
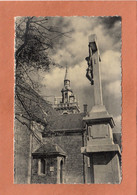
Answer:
[40,159,45,174]
[60,160,63,183]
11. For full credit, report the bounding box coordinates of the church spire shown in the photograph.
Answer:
[53,65,80,114]
[64,65,70,88]
[64,65,70,81]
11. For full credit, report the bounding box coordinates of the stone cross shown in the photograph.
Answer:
[86,34,103,106]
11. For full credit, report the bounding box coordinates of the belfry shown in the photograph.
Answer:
[54,66,80,114]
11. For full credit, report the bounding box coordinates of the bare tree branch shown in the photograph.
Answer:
[15,16,69,134]
[15,116,44,145]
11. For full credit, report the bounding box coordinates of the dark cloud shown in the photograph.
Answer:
[99,16,121,29]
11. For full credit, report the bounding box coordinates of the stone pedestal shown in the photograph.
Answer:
[82,34,121,183]
[81,106,121,184]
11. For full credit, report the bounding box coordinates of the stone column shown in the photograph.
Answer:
[81,34,121,184]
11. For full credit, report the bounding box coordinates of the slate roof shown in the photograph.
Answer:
[15,79,58,126]
[32,142,66,157]
[46,113,85,131]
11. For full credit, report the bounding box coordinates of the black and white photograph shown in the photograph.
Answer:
[14,16,122,184]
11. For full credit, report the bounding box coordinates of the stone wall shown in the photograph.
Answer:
[14,119,31,184]
[14,111,42,183]
[31,158,57,184]
[43,134,84,184]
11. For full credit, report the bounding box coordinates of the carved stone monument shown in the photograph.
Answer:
[81,34,121,184]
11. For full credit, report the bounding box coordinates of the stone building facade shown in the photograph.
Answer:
[30,67,85,184]
[14,79,58,184]
[30,67,121,184]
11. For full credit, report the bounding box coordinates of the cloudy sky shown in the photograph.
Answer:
[38,16,121,132]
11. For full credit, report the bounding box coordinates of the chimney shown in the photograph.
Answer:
[83,104,87,116]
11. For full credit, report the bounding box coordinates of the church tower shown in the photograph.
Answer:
[54,66,80,114]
